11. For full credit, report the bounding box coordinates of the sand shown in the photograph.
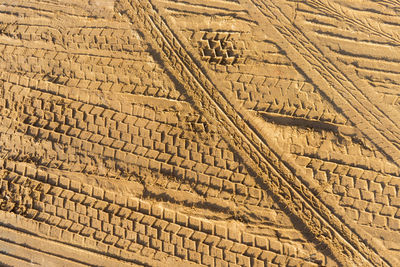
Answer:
[0,0,399,266]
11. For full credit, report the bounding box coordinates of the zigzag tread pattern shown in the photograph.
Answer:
[0,159,332,267]
[1,0,398,266]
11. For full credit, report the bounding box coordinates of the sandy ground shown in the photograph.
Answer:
[0,0,399,266]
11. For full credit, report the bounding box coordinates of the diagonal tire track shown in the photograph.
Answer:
[115,0,385,265]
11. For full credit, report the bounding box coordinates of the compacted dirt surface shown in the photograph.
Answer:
[0,0,400,266]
